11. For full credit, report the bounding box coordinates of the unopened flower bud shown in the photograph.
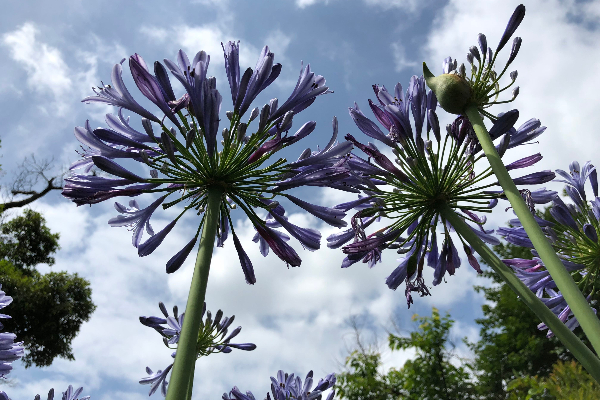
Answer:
[258,104,271,134]
[142,118,155,140]
[226,111,234,121]
[186,128,195,148]
[478,33,488,57]
[512,86,519,100]
[458,63,466,78]
[279,111,294,131]
[248,107,259,123]
[469,46,481,62]
[406,157,417,168]
[269,98,278,117]
[236,123,248,142]
[466,53,474,65]
[222,128,230,140]
[423,62,472,115]
[510,70,518,81]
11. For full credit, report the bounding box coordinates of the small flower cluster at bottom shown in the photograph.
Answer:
[224,370,336,400]
[139,301,257,397]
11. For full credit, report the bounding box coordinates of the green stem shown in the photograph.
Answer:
[439,203,600,382]
[185,361,196,400]
[465,104,600,356]
[165,187,223,400]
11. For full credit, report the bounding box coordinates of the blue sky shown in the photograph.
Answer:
[1,0,599,399]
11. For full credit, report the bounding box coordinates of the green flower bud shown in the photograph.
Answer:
[423,62,472,115]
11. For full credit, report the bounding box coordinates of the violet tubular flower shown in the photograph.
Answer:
[139,302,256,397]
[64,42,352,281]
[332,76,550,307]
[223,370,336,400]
[0,285,23,381]
[499,160,600,336]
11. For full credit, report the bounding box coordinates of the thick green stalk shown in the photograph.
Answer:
[186,361,196,400]
[439,203,600,382]
[165,187,223,400]
[465,104,600,355]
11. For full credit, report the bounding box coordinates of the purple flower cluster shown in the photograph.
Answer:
[64,41,352,282]
[328,73,550,307]
[0,284,23,382]
[0,286,87,400]
[139,302,256,397]
[499,161,600,336]
[223,370,336,400]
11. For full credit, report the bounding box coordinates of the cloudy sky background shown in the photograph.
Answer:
[1,0,599,398]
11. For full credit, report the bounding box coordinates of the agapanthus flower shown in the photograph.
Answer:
[223,370,336,400]
[139,301,255,397]
[0,285,23,380]
[33,386,90,400]
[422,4,526,120]
[499,160,600,336]
[64,42,352,282]
[331,76,551,307]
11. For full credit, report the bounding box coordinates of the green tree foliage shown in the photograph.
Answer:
[506,360,600,400]
[0,209,95,368]
[336,308,476,400]
[0,209,60,273]
[468,240,593,399]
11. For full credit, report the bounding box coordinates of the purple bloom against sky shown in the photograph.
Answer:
[139,302,255,397]
[223,370,336,400]
[499,160,600,335]
[64,42,353,281]
[331,73,550,307]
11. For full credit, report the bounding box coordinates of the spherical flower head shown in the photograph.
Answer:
[423,4,525,118]
[332,75,551,306]
[139,301,256,397]
[65,42,353,283]
[499,160,600,336]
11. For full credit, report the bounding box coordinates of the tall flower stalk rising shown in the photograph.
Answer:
[500,161,600,336]
[330,77,551,308]
[421,3,600,358]
[64,42,353,400]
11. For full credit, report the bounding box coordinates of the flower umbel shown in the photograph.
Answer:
[64,42,351,281]
[139,301,256,397]
[332,76,551,307]
[223,370,336,400]
[422,4,526,119]
[499,160,600,336]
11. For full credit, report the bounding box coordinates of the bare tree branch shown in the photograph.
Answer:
[1,155,65,212]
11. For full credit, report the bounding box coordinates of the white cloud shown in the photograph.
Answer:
[295,0,332,9]
[364,0,426,12]
[391,42,418,72]
[2,23,72,117]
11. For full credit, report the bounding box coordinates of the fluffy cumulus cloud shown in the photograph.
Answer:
[2,23,72,116]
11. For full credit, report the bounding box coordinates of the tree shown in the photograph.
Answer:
[336,308,477,400]
[0,209,96,368]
